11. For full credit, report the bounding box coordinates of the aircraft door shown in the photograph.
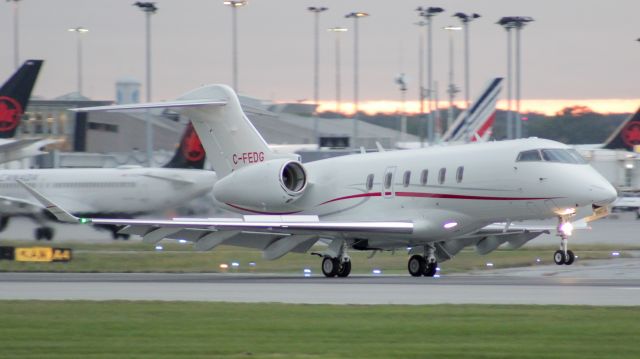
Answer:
[382,166,397,198]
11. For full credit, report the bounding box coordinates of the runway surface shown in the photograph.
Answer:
[2,259,640,306]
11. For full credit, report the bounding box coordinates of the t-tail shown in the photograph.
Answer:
[163,122,207,169]
[602,107,640,152]
[441,77,503,143]
[72,84,297,178]
[175,84,297,178]
[0,60,43,138]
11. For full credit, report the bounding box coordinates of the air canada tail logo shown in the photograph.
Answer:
[621,121,640,148]
[0,96,22,133]
[181,124,205,162]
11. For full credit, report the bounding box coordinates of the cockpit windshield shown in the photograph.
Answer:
[516,148,587,164]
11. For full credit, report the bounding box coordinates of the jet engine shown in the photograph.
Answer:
[213,159,308,209]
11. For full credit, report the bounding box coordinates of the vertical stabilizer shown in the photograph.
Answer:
[163,122,207,169]
[0,60,43,138]
[441,77,503,143]
[603,107,640,152]
[177,84,296,177]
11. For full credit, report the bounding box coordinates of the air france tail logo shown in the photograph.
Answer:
[0,96,22,133]
[181,124,205,162]
[622,121,640,148]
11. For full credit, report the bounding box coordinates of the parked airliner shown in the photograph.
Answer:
[4,123,215,240]
[22,84,617,277]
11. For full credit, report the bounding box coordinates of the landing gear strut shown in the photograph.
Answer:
[554,215,575,265]
[320,240,351,278]
[408,243,438,277]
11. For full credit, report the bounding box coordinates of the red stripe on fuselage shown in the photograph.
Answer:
[226,191,557,215]
[395,191,555,201]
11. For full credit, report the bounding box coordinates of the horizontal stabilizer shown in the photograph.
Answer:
[71,99,227,112]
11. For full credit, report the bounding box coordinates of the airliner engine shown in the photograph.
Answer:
[213,159,308,209]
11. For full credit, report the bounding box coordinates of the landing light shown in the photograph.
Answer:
[536,258,541,263]
[231,262,240,268]
[303,268,312,277]
[155,245,163,251]
[372,269,382,275]
[178,239,187,244]
[486,262,494,267]
[249,262,257,267]
[443,221,458,229]
[612,252,620,257]
[560,222,574,236]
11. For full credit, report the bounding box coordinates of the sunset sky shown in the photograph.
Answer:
[0,0,638,115]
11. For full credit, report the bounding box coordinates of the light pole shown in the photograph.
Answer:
[416,6,444,144]
[395,73,408,141]
[224,0,247,92]
[7,0,21,69]
[414,21,427,147]
[514,17,533,139]
[453,12,480,108]
[498,16,533,139]
[308,6,328,145]
[134,2,157,166]
[443,25,461,130]
[133,2,157,102]
[498,17,515,139]
[327,27,348,113]
[67,27,89,96]
[345,11,368,148]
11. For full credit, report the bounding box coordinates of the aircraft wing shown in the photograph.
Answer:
[17,180,413,259]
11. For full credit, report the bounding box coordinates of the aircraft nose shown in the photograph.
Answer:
[589,179,618,206]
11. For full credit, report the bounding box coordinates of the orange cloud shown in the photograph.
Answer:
[306,99,639,116]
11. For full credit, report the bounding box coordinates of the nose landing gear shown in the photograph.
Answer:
[554,215,576,265]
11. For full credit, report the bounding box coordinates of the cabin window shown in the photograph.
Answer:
[420,170,428,185]
[366,174,374,191]
[456,166,464,183]
[384,172,393,189]
[403,171,411,187]
[438,168,446,184]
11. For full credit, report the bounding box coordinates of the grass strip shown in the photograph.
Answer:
[0,301,638,359]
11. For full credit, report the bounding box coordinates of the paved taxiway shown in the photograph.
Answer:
[2,259,639,306]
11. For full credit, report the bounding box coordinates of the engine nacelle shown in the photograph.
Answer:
[213,159,308,209]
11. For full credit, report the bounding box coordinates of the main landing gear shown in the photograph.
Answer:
[408,243,438,277]
[554,215,575,265]
[318,239,351,278]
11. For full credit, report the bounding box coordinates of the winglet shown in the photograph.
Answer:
[16,180,82,223]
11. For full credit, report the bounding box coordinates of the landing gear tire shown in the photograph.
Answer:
[564,250,575,265]
[408,255,426,277]
[554,250,566,265]
[424,261,438,277]
[322,256,340,277]
[336,260,352,278]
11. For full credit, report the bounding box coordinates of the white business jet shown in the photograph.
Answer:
[20,84,617,277]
